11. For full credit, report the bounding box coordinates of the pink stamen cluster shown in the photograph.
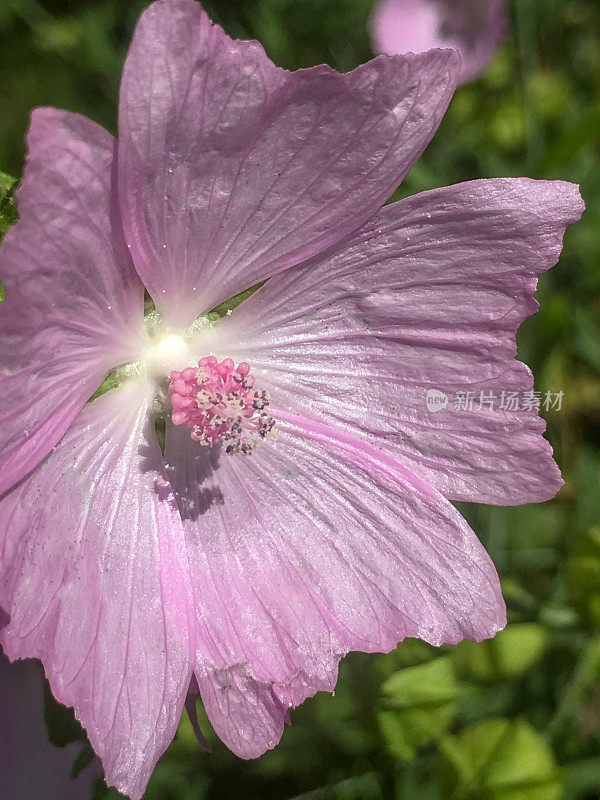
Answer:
[168,356,276,455]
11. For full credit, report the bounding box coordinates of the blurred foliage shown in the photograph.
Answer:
[0,172,17,235]
[439,718,562,800]
[378,656,460,760]
[1,0,599,799]
[0,171,17,301]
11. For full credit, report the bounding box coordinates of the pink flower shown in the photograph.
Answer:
[370,0,506,83]
[0,1,583,797]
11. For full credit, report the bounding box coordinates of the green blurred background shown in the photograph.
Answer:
[1,0,600,798]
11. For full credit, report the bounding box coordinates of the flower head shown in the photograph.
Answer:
[370,0,506,83]
[168,357,276,453]
[0,1,583,798]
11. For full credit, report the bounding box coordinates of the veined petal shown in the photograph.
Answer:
[199,667,291,760]
[164,414,504,758]
[205,178,584,505]
[0,108,146,496]
[118,0,459,325]
[0,382,193,800]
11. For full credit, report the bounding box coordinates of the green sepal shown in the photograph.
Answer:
[207,281,265,321]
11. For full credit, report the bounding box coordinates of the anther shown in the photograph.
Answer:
[168,357,276,455]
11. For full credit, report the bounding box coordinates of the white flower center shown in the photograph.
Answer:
[142,333,192,379]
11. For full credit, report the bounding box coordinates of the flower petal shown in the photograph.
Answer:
[370,0,506,84]
[205,178,584,505]
[0,382,193,800]
[118,0,459,325]
[164,414,504,758]
[199,666,290,759]
[0,108,146,497]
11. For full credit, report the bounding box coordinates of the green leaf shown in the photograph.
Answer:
[452,624,548,683]
[439,718,562,800]
[378,656,459,760]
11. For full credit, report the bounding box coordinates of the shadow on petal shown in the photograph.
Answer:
[139,423,224,521]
